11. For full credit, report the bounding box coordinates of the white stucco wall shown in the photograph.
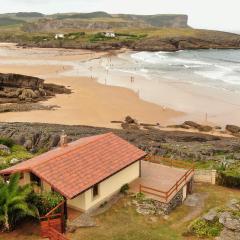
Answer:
[68,161,140,211]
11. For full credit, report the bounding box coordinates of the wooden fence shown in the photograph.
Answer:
[145,155,194,170]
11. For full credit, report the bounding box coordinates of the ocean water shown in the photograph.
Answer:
[126,49,240,93]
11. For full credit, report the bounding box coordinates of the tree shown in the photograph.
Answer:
[0,173,39,231]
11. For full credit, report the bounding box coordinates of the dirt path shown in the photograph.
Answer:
[172,192,209,227]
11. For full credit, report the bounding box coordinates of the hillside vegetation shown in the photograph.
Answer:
[0,11,239,51]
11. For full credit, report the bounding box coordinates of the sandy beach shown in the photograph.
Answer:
[1,43,240,128]
[0,43,181,128]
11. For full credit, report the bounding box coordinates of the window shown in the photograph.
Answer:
[92,184,99,198]
[30,173,41,187]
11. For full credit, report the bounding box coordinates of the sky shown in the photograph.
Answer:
[0,0,240,32]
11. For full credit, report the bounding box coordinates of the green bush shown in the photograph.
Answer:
[189,218,223,237]
[135,192,146,203]
[0,163,10,171]
[217,169,240,188]
[28,191,63,216]
[0,137,15,148]
[120,184,129,194]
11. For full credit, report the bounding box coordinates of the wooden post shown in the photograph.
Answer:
[63,199,68,233]
[139,184,142,193]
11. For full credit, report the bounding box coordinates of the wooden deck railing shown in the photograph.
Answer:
[145,155,194,170]
[140,157,194,203]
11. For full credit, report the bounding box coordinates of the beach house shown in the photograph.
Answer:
[0,133,146,212]
[0,131,194,218]
[103,32,116,38]
[55,33,65,39]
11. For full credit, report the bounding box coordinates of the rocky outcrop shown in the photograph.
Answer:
[190,199,240,240]
[0,122,239,164]
[0,73,71,108]
[0,73,44,89]
[184,121,213,132]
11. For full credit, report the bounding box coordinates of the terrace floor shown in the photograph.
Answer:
[129,161,194,203]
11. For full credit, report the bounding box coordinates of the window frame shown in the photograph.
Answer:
[92,183,100,199]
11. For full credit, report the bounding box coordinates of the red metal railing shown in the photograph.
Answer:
[140,155,194,203]
[40,201,68,240]
[48,227,69,240]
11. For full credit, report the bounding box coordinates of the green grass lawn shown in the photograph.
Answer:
[0,144,33,170]
[0,183,239,240]
[68,183,240,240]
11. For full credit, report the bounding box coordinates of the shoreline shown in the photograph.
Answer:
[0,43,239,128]
[0,43,182,128]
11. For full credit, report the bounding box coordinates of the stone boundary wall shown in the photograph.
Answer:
[194,169,217,185]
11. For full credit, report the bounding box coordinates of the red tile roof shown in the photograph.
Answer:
[0,133,146,199]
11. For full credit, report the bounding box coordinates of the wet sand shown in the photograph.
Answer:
[0,43,181,128]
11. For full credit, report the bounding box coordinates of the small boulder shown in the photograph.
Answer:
[125,116,137,124]
[227,199,240,211]
[16,135,26,145]
[203,209,218,222]
[0,144,11,155]
[49,134,60,148]
[219,212,240,231]
[19,89,38,101]
[24,139,33,150]
[226,125,240,134]
[184,121,201,129]
[10,158,20,164]
[198,125,213,132]
[218,228,240,240]
[219,212,232,225]
[224,218,240,231]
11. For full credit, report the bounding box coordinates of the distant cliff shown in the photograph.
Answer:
[22,13,189,32]
[1,11,240,52]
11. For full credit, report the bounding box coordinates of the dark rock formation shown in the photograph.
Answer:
[0,122,239,164]
[0,73,44,89]
[226,125,240,134]
[184,121,213,132]
[0,73,71,111]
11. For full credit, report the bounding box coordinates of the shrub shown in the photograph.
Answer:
[28,191,63,216]
[217,169,240,188]
[0,137,15,148]
[135,192,146,202]
[120,184,129,194]
[189,218,223,237]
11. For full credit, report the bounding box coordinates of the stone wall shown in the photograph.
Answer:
[194,169,217,185]
[153,188,183,215]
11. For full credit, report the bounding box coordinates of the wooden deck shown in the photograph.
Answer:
[130,161,194,203]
